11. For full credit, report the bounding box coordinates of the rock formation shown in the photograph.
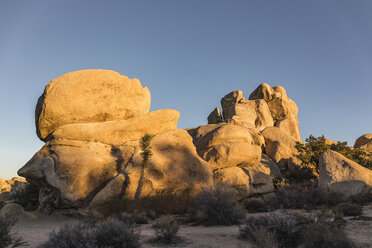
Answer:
[354,133,372,153]
[36,70,151,141]
[319,150,372,198]
[213,83,301,142]
[18,70,213,215]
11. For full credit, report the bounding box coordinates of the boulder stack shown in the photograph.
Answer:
[18,70,214,215]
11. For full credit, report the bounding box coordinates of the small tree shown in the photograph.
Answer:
[132,133,153,210]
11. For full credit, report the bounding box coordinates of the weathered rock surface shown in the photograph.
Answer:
[36,69,151,140]
[124,129,214,201]
[49,109,180,145]
[188,123,263,170]
[18,129,214,214]
[354,133,372,153]
[0,203,25,217]
[249,84,301,141]
[216,84,301,141]
[319,150,372,197]
[222,95,274,131]
[0,177,26,193]
[214,164,274,198]
[207,107,223,124]
[259,154,282,178]
[261,126,299,170]
[18,139,120,209]
[87,174,126,217]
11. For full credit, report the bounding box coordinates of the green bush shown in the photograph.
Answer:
[189,184,246,225]
[152,215,179,244]
[42,218,140,248]
[295,135,372,173]
[0,216,27,248]
[11,183,39,211]
[302,222,353,248]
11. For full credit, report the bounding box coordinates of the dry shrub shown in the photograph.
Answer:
[276,184,344,210]
[302,222,353,248]
[189,184,245,225]
[244,198,268,213]
[334,202,362,216]
[42,218,140,248]
[152,215,179,244]
[120,211,149,224]
[240,214,307,248]
[0,216,26,248]
[135,190,192,215]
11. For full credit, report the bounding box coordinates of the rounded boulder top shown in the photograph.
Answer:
[36,69,151,141]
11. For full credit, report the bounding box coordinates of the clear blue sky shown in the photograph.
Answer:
[1,0,371,179]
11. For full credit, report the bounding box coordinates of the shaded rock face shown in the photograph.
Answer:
[187,123,274,198]
[211,83,301,142]
[319,150,372,198]
[19,70,214,215]
[36,69,151,141]
[354,133,372,153]
[260,126,299,171]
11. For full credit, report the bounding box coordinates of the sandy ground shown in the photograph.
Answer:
[13,205,372,248]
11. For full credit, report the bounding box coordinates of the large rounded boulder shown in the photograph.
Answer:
[36,69,151,140]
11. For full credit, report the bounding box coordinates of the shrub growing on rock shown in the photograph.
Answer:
[0,216,27,248]
[152,215,179,244]
[189,184,245,225]
[42,218,140,248]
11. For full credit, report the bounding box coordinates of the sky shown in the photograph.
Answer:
[0,0,371,179]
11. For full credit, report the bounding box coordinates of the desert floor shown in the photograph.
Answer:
[14,204,372,248]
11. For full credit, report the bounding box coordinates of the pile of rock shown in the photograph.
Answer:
[18,70,213,215]
[0,177,27,202]
[14,69,371,216]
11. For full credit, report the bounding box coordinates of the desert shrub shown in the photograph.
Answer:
[120,211,149,224]
[276,184,344,210]
[0,217,26,248]
[94,219,140,248]
[189,184,245,225]
[240,224,278,248]
[11,183,39,211]
[240,215,302,248]
[43,223,94,248]
[136,190,193,215]
[295,135,372,173]
[152,215,179,244]
[334,202,362,216]
[42,218,140,248]
[244,198,268,213]
[302,222,353,248]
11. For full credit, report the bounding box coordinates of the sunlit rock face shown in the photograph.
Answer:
[35,69,151,141]
[354,133,372,153]
[319,150,372,198]
[19,69,214,215]
[215,83,301,142]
